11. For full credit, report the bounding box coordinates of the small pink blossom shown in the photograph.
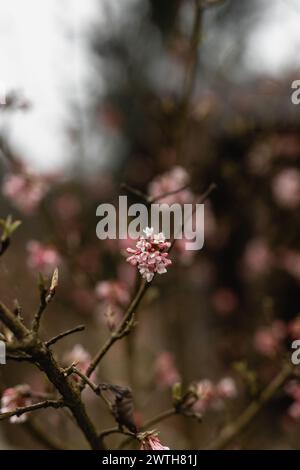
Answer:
[2,173,49,214]
[217,377,237,399]
[126,227,172,282]
[193,379,217,412]
[0,384,33,423]
[272,168,300,209]
[27,240,61,275]
[140,434,170,450]
[148,166,192,204]
[155,352,181,388]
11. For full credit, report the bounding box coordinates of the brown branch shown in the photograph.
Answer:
[32,299,48,333]
[208,361,295,450]
[0,399,65,422]
[46,325,85,347]
[0,301,29,340]
[141,408,176,429]
[0,302,104,449]
[98,427,136,444]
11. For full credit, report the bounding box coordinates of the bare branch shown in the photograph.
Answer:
[0,301,29,340]
[46,325,85,347]
[0,399,65,422]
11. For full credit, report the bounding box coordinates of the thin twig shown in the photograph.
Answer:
[32,300,48,333]
[98,427,137,443]
[149,184,190,203]
[121,183,149,203]
[0,399,65,422]
[84,281,150,382]
[46,325,85,347]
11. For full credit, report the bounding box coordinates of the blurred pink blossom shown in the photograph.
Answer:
[272,168,300,209]
[154,352,181,388]
[0,384,33,423]
[254,320,287,357]
[193,377,237,413]
[2,173,49,214]
[27,240,61,275]
[193,379,216,412]
[95,279,130,331]
[285,381,300,420]
[280,250,300,282]
[212,288,239,316]
[288,317,300,339]
[243,238,274,276]
[126,227,172,282]
[217,377,238,399]
[148,166,192,204]
[63,344,93,381]
[96,280,130,306]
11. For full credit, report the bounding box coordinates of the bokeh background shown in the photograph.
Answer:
[1,0,300,450]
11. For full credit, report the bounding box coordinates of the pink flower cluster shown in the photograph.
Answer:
[140,433,170,450]
[0,384,32,423]
[148,166,192,204]
[27,240,61,275]
[126,227,172,282]
[193,377,237,413]
[285,381,300,420]
[2,173,49,214]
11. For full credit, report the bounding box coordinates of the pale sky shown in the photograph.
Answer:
[0,0,299,172]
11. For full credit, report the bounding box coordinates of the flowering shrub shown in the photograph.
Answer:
[126,227,172,282]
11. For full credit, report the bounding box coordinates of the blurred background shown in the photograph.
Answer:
[1,0,300,450]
